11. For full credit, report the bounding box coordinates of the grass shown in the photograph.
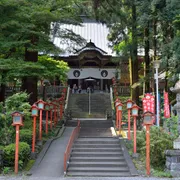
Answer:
[23,160,35,171]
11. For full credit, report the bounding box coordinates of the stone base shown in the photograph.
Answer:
[132,153,139,159]
[173,138,180,149]
[165,149,180,177]
[30,152,38,160]
[37,140,43,146]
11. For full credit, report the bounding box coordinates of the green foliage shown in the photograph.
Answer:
[151,169,173,178]
[136,126,173,169]
[163,116,178,138]
[0,92,31,146]
[19,129,32,146]
[3,142,30,168]
[2,167,11,175]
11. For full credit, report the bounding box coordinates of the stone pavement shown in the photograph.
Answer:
[0,176,180,180]
[29,127,75,177]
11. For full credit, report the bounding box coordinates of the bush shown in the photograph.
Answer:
[19,129,32,145]
[3,142,30,168]
[136,126,173,169]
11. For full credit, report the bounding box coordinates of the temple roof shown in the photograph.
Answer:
[53,20,116,57]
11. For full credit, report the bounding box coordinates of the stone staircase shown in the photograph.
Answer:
[67,93,112,118]
[66,126,138,177]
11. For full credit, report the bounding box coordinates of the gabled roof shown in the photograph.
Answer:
[53,20,116,56]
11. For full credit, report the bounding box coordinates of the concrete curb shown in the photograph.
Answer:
[112,120,138,176]
[119,138,139,176]
[27,124,66,176]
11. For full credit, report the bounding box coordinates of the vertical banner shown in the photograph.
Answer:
[142,93,155,123]
[164,91,170,118]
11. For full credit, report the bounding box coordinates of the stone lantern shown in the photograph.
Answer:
[165,80,180,177]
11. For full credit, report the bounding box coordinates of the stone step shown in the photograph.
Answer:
[67,166,129,172]
[72,147,121,152]
[69,161,128,167]
[73,144,120,148]
[71,151,123,157]
[70,156,126,162]
[66,171,131,177]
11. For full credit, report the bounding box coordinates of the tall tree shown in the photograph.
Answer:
[0,0,85,103]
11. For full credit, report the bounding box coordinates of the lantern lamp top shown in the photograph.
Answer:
[115,98,121,103]
[115,101,123,107]
[131,104,140,117]
[132,104,140,110]
[45,103,50,111]
[11,111,23,117]
[153,60,160,69]
[143,111,154,125]
[31,104,38,110]
[37,99,45,110]
[126,99,133,109]
[11,111,23,126]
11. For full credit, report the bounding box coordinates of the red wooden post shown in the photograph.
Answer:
[39,109,43,140]
[116,105,119,129]
[133,116,137,153]
[126,99,133,140]
[37,100,45,141]
[32,116,36,153]
[46,110,48,134]
[118,110,122,135]
[131,104,140,154]
[128,109,131,140]
[12,112,23,174]
[146,124,150,175]
[50,110,53,130]
[60,103,63,120]
[143,111,154,175]
[15,125,20,174]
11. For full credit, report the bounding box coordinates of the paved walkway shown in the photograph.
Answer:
[30,127,74,177]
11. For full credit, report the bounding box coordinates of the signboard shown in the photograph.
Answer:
[164,91,170,118]
[68,68,116,79]
[142,93,155,123]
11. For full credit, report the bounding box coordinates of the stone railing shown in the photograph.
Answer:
[4,86,67,98]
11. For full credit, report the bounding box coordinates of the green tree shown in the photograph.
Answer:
[0,0,85,103]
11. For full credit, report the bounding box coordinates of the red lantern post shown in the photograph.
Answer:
[11,112,23,174]
[116,102,123,136]
[115,98,121,129]
[126,99,133,140]
[143,112,154,176]
[37,99,45,140]
[131,104,140,154]
[49,104,54,130]
[31,104,38,153]
[44,103,50,134]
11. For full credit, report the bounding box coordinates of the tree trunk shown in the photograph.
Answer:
[21,48,38,105]
[0,72,6,103]
[131,2,139,104]
[144,24,150,93]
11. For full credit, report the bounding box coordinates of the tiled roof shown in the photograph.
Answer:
[53,21,116,56]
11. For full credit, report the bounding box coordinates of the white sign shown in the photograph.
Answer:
[68,68,116,79]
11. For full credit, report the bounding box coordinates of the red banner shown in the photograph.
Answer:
[142,93,155,123]
[164,91,170,118]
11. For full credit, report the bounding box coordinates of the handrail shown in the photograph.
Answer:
[64,86,70,110]
[89,89,91,115]
[110,86,115,110]
[64,120,80,175]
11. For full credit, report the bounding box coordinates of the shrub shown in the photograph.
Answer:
[3,142,30,168]
[136,126,173,169]
[19,129,32,145]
